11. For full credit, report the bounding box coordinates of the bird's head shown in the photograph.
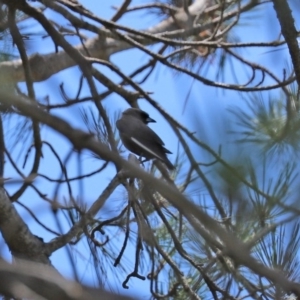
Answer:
[122,108,156,124]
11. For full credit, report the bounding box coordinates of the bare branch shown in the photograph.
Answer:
[0,188,52,265]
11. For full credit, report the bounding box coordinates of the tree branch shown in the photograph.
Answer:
[0,259,135,300]
[272,0,300,86]
[0,0,244,83]
[0,188,52,265]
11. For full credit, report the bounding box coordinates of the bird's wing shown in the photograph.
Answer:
[130,137,162,160]
[117,118,172,157]
[117,118,164,145]
[132,124,174,158]
[133,123,165,145]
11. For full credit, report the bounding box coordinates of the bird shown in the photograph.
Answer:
[116,108,174,170]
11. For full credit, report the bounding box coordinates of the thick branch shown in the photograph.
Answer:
[0,188,51,265]
[0,0,212,83]
[272,0,300,86]
[0,259,135,300]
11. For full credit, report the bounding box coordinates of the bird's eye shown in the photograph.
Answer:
[141,112,149,119]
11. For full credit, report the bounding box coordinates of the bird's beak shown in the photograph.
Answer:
[146,117,156,123]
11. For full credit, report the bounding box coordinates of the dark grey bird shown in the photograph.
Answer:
[116,108,174,170]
